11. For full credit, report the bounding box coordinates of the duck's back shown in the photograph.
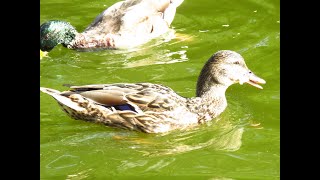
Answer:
[83,0,174,37]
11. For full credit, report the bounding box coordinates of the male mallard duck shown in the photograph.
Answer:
[40,50,266,133]
[40,0,184,52]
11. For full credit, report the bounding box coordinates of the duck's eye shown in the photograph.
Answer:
[233,61,240,65]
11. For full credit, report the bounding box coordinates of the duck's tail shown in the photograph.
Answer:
[40,87,61,95]
[40,87,85,112]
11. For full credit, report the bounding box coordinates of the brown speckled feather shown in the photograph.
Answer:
[42,83,189,133]
[66,83,186,113]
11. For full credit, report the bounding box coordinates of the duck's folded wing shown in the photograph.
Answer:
[84,0,171,33]
[120,0,183,27]
[63,84,139,106]
[64,83,183,112]
[83,1,125,33]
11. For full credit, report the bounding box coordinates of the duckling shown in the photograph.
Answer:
[40,50,266,133]
[40,0,184,52]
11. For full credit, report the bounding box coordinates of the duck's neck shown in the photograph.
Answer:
[191,84,228,121]
[67,33,117,51]
[198,84,227,102]
[188,64,229,122]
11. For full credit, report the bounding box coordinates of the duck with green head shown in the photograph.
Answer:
[40,50,266,133]
[40,0,184,52]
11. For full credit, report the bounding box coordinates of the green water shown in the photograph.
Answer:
[40,0,280,179]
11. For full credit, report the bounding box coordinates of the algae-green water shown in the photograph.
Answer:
[40,0,280,179]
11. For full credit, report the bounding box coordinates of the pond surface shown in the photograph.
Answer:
[40,0,280,179]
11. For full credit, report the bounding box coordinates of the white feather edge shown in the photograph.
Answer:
[40,87,85,112]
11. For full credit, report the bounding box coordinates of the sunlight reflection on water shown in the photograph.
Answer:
[104,116,245,158]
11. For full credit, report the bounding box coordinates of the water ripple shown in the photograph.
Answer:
[46,154,80,169]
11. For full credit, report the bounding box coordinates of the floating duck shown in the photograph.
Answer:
[40,0,184,52]
[40,50,266,133]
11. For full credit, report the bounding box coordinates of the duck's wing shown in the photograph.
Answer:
[41,84,181,133]
[83,0,182,36]
[64,83,186,113]
[83,1,125,34]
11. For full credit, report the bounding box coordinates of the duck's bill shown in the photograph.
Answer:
[246,73,266,89]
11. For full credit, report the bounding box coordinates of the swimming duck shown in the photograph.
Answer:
[40,50,266,133]
[40,0,184,52]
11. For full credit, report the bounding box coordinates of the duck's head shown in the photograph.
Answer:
[196,50,266,96]
[40,20,77,52]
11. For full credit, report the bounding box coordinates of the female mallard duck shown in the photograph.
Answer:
[40,0,184,52]
[40,50,266,133]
